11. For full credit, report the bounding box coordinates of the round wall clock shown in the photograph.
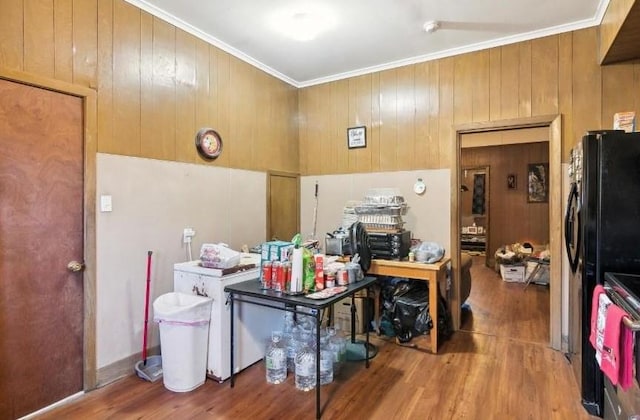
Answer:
[195,128,223,160]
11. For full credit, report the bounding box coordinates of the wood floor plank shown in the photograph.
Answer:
[37,254,595,420]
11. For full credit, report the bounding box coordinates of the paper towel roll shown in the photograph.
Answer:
[290,247,303,293]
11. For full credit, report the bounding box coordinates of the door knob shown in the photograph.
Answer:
[67,260,85,272]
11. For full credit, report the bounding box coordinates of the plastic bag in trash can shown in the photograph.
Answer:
[153,292,212,324]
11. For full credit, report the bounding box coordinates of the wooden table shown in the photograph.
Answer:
[367,257,450,353]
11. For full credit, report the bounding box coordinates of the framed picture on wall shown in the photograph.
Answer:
[347,126,367,149]
[507,174,517,190]
[527,163,549,202]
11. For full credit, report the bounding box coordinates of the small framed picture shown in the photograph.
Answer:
[507,174,517,190]
[467,226,478,234]
[347,126,367,149]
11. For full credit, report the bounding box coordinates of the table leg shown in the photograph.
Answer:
[373,284,381,335]
[365,286,370,368]
[350,293,356,343]
[429,277,438,354]
[315,310,321,420]
[230,293,235,388]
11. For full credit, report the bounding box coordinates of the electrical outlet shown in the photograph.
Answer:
[183,228,196,244]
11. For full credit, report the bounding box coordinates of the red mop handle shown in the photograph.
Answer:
[142,250,153,363]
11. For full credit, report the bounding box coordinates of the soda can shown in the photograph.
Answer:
[271,261,281,290]
[261,261,272,289]
[275,262,285,292]
[325,273,336,288]
[337,269,348,286]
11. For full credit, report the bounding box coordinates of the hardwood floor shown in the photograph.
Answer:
[460,255,550,344]
[35,256,595,420]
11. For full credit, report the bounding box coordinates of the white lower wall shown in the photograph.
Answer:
[94,157,570,366]
[96,153,266,369]
[300,169,451,253]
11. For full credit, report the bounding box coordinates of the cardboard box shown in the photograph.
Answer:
[500,264,526,283]
[260,240,293,262]
[526,261,550,285]
[333,293,368,334]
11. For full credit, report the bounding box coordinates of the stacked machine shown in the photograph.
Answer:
[355,188,411,260]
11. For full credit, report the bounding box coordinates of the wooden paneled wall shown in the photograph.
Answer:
[0,0,299,173]
[299,27,640,175]
[461,141,550,265]
[3,1,640,176]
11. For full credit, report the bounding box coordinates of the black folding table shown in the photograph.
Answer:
[225,276,377,419]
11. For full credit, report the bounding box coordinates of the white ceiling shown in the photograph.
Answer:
[126,0,609,88]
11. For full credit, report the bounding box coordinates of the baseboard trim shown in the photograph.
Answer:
[19,392,84,419]
[96,346,160,387]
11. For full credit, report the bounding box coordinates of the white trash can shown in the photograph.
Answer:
[153,292,213,392]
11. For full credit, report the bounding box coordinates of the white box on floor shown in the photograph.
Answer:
[333,296,365,334]
[500,264,526,283]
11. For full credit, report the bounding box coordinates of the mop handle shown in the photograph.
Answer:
[142,250,153,363]
[312,181,318,238]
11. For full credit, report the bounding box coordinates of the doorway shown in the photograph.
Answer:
[450,115,562,350]
[0,70,97,417]
[267,171,300,242]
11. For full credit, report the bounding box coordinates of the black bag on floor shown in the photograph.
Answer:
[389,279,453,343]
[392,282,431,342]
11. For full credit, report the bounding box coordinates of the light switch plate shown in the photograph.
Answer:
[100,195,113,212]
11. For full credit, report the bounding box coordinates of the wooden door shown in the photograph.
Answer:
[0,79,84,418]
[267,172,299,242]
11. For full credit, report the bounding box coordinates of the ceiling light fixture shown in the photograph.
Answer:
[423,20,440,34]
[268,5,337,42]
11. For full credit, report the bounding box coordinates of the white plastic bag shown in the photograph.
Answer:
[412,241,445,264]
[199,243,241,269]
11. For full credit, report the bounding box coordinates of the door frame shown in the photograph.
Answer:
[0,68,98,389]
[451,114,562,350]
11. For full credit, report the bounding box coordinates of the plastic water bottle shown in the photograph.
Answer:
[286,325,299,373]
[265,331,287,384]
[294,332,316,391]
[282,312,296,372]
[328,326,346,376]
[319,335,334,385]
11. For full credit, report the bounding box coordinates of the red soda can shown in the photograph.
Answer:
[271,261,281,290]
[275,262,285,292]
[261,261,272,289]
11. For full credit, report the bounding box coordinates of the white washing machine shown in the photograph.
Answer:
[173,253,283,382]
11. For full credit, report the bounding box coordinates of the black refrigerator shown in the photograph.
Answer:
[565,130,640,416]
